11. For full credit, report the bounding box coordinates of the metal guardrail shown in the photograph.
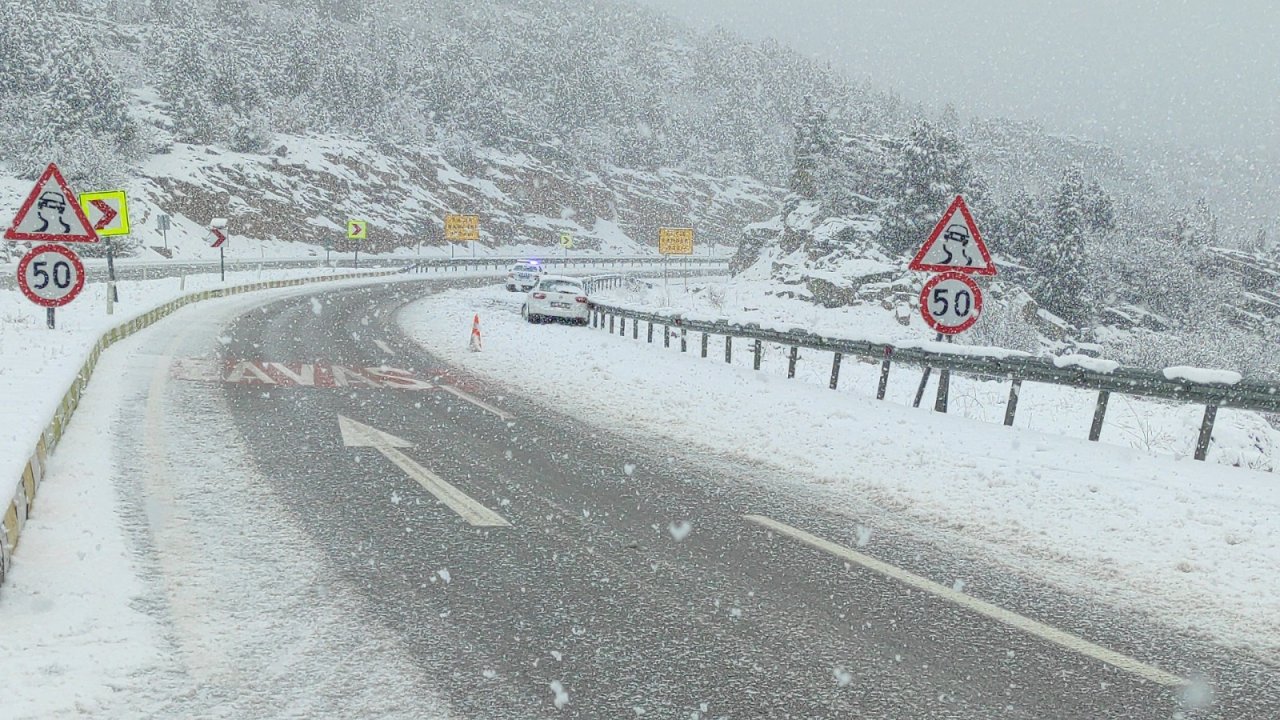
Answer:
[0,254,729,288]
[402,256,728,275]
[586,302,1280,463]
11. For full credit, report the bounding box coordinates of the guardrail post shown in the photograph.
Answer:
[591,310,597,328]
[647,321,654,344]
[701,332,709,358]
[1089,390,1110,441]
[619,316,625,335]
[608,314,615,333]
[1194,404,1218,461]
[1004,379,1022,426]
[934,367,950,413]
[633,319,639,340]
[829,352,842,389]
[725,335,732,363]
[680,328,687,352]
[753,339,763,370]
[788,346,799,379]
[876,347,891,399]
[912,367,932,408]
[663,325,671,348]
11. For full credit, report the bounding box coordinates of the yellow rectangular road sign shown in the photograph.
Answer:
[444,214,480,241]
[659,227,694,255]
[559,232,573,249]
[347,219,367,239]
[78,190,130,237]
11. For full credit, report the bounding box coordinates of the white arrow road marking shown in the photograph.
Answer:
[438,384,513,421]
[374,339,395,355]
[339,415,510,527]
[743,514,1185,688]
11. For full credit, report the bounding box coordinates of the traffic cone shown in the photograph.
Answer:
[469,313,483,352]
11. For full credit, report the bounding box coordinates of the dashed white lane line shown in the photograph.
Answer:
[374,339,395,355]
[438,384,513,422]
[743,514,1185,687]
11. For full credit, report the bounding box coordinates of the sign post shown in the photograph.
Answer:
[907,196,996,413]
[444,214,480,260]
[210,218,228,281]
[80,189,129,303]
[659,227,694,301]
[559,232,573,263]
[158,213,170,250]
[347,219,367,269]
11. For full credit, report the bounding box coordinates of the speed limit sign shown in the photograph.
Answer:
[919,271,983,335]
[17,244,85,308]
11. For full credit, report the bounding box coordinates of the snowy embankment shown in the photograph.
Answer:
[398,283,1280,661]
[589,276,1280,472]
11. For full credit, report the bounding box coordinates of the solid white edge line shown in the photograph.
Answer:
[438,384,513,421]
[742,514,1185,687]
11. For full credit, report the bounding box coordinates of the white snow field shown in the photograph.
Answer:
[0,278,452,719]
[399,283,1280,663]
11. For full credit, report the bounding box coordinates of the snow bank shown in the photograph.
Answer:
[1163,366,1244,386]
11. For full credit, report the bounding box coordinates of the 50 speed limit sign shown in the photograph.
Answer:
[17,244,85,308]
[919,270,983,335]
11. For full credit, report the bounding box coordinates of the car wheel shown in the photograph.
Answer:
[506,284,516,292]
[522,305,535,323]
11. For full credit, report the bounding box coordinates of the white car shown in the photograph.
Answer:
[505,261,543,291]
[521,276,590,325]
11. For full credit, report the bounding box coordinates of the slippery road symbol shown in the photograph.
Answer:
[35,191,71,234]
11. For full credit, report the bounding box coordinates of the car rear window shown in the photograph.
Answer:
[539,280,582,294]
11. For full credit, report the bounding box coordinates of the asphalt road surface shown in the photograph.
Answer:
[121,275,1280,718]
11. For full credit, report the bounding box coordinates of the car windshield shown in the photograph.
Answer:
[511,263,536,272]
[538,280,581,294]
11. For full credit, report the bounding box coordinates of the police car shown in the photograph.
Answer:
[505,260,543,291]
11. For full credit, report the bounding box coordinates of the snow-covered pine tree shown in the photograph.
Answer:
[1039,166,1092,324]
[994,191,1047,264]
[879,120,982,258]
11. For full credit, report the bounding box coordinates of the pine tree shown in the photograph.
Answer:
[1084,180,1115,232]
[787,96,836,200]
[996,191,1047,264]
[880,120,982,258]
[1039,167,1092,323]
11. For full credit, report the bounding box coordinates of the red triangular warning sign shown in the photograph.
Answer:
[908,195,996,276]
[4,163,99,243]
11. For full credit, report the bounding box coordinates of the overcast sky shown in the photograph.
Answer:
[635,0,1280,158]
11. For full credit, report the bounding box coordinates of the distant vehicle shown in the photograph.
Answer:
[521,275,589,325]
[505,260,543,291]
[37,191,66,214]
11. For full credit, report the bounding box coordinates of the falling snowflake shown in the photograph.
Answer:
[549,681,569,709]
[438,568,451,584]
[833,667,852,686]
[668,521,692,541]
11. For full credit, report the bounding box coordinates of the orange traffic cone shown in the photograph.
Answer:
[469,314,483,351]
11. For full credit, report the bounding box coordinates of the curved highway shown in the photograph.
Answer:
[97,273,1280,718]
